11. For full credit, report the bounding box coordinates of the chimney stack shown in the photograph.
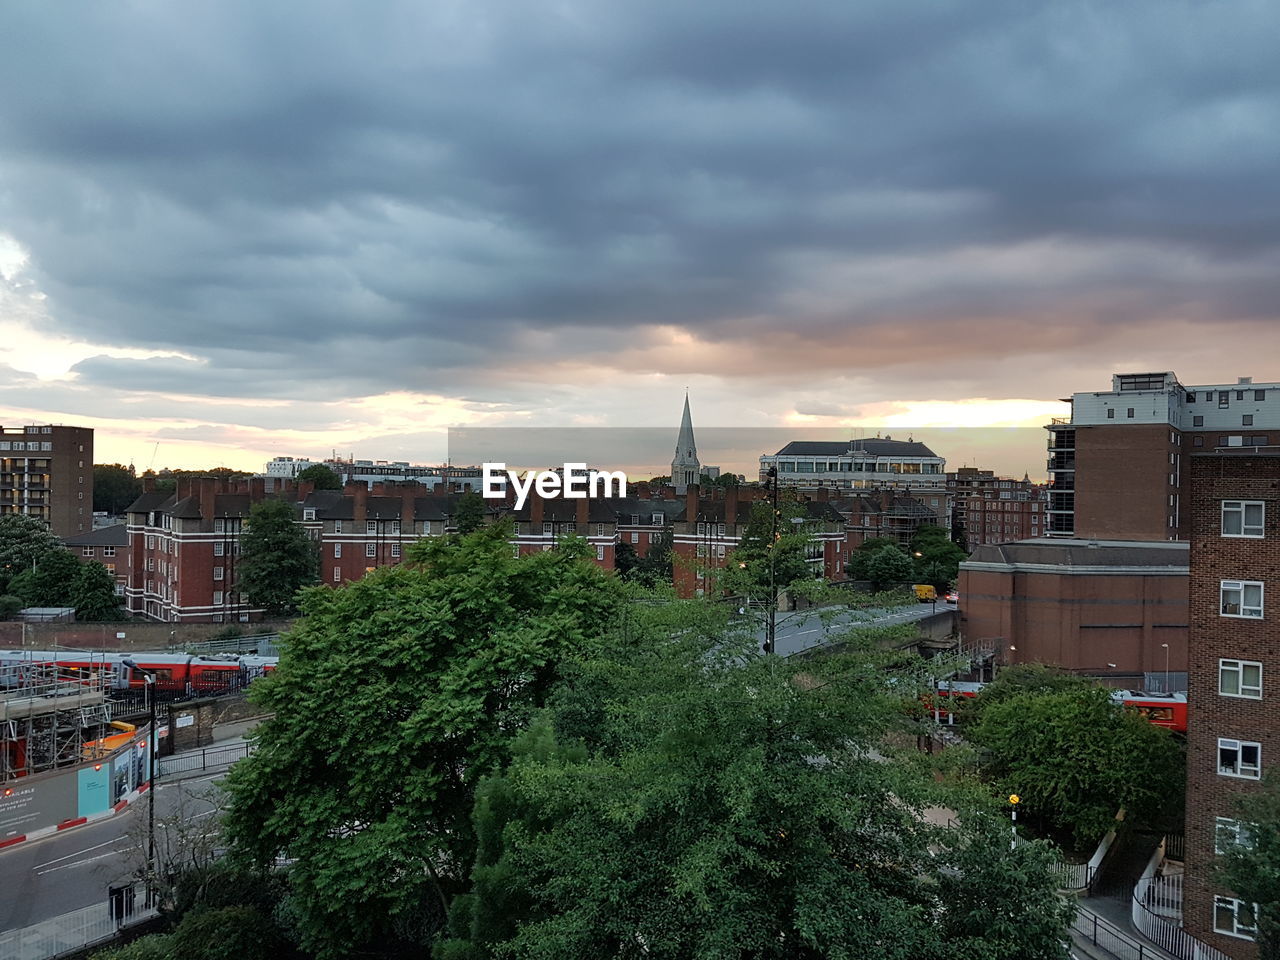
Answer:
[576,493,589,531]
[725,483,739,528]
[354,483,368,527]
[685,482,700,524]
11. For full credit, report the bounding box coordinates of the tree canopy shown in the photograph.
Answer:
[721,498,814,600]
[0,513,62,594]
[71,561,125,621]
[223,526,622,958]
[968,680,1184,845]
[438,606,1074,960]
[455,491,486,534]
[237,499,320,616]
[94,463,144,513]
[295,464,343,490]
[8,548,82,607]
[908,524,967,587]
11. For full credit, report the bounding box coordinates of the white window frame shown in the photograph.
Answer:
[1218,738,1262,779]
[391,542,401,558]
[333,566,342,582]
[365,543,377,558]
[214,542,225,556]
[334,543,342,558]
[1219,659,1263,699]
[366,520,377,535]
[303,508,316,521]
[1221,580,1264,619]
[1222,500,1265,538]
[1214,896,1258,940]
[595,544,604,561]
[334,520,343,534]
[1215,818,1255,855]
[103,547,115,558]
[391,520,401,534]
[213,566,224,581]
[630,532,639,543]
[213,590,224,605]
[81,547,94,557]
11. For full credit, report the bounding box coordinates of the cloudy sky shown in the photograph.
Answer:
[2,0,1278,477]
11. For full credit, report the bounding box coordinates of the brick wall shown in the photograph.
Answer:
[1182,454,1280,959]
[1075,423,1178,541]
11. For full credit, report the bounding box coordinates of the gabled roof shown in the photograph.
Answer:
[124,492,172,514]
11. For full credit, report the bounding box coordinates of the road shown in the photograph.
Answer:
[0,768,226,932]
[761,600,956,658]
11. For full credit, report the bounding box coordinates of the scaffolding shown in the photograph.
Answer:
[1,655,114,782]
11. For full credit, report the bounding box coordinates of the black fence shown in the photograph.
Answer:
[158,741,255,778]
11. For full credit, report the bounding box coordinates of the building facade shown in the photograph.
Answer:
[958,539,1189,682]
[62,524,131,595]
[1045,372,1280,541]
[0,424,94,538]
[1181,452,1280,959]
[760,438,946,494]
[947,468,1047,547]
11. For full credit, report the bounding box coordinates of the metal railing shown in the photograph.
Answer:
[158,741,256,778]
[0,882,156,960]
[1072,906,1173,960]
[1132,875,1230,960]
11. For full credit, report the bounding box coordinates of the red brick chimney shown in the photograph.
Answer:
[576,494,589,531]
[353,483,368,527]
[685,482,700,523]
[530,490,544,529]
[198,477,218,524]
[637,481,651,500]
[879,489,893,511]
[296,480,314,502]
[142,476,155,493]
[725,484,739,527]
[400,484,416,532]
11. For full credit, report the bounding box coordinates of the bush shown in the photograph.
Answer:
[91,935,175,960]
[170,905,289,960]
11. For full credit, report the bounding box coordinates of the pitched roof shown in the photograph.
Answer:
[62,524,130,547]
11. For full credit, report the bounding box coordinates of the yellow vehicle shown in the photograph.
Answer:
[913,584,937,603]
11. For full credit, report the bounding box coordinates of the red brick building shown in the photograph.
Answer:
[946,468,1047,547]
[958,539,1189,680]
[1046,372,1280,541]
[62,523,131,595]
[0,423,94,537]
[1182,452,1280,958]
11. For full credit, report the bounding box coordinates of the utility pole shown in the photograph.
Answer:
[764,467,778,655]
[123,660,158,883]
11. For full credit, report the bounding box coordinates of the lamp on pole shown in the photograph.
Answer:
[1161,642,1170,693]
[122,659,157,881]
[1009,794,1020,850]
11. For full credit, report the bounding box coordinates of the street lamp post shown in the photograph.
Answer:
[122,659,157,881]
[1161,642,1170,693]
[1009,794,1020,850]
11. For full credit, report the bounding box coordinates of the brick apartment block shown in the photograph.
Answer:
[0,423,94,537]
[1182,452,1280,958]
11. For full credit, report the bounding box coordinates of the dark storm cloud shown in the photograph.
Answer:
[2,0,1280,402]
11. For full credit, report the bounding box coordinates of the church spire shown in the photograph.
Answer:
[671,392,701,493]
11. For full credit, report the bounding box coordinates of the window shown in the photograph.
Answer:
[366,521,377,534]
[146,557,154,571]
[333,567,342,582]
[1187,391,1197,402]
[630,532,639,544]
[1220,659,1263,699]
[366,543,376,557]
[596,523,606,537]
[1238,390,1246,401]
[1221,393,1231,408]
[1214,897,1257,940]
[1107,408,1115,419]
[213,519,224,533]
[1127,408,1135,418]
[213,590,224,605]
[1221,580,1264,618]
[146,535,155,549]
[214,542,225,556]
[391,520,401,534]
[652,513,663,525]
[334,520,343,534]
[1194,436,1204,447]
[213,566,224,580]
[303,508,316,521]
[82,546,94,557]
[543,522,553,535]
[1223,500,1265,537]
[1205,391,1215,401]
[595,545,604,560]
[334,543,342,558]
[1256,389,1266,401]
[1216,818,1255,855]
[1218,738,1262,779]
[103,547,115,558]
[1244,415,1254,426]
[1193,415,1204,427]
[391,543,401,558]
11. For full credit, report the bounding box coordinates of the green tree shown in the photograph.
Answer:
[1217,775,1280,958]
[721,499,813,600]
[223,525,621,959]
[629,527,673,587]
[613,539,638,578]
[909,524,967,586]
[968,684,1184,846]
[0,513,62,593]
[169,905,291,960]
[455,490,486,534]
[94,463,143,514]
[846,537,900,581]
[863,544,915,591]
[9,548,82,607]
[0,595,22,619]
[236,499,319,617]
[440,613,1073,960]
[295,463,343,490]
[967,663,1089,720]
[71,561,124,621]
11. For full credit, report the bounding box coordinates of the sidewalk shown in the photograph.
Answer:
[1075,895,1177,960]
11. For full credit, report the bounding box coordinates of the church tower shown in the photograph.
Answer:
[671,393,701,493]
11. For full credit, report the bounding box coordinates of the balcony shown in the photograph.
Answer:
[1047,458,1076,473]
